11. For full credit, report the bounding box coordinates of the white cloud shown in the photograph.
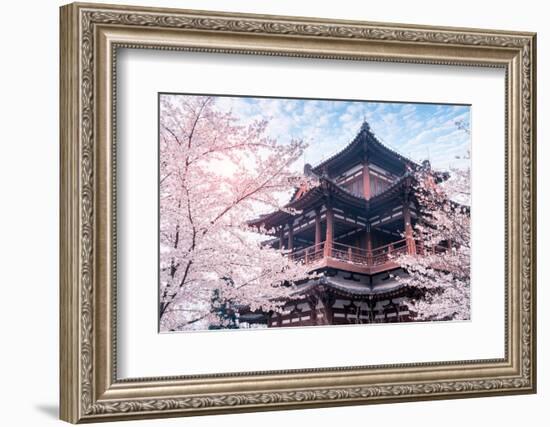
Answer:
[208,95,470,171]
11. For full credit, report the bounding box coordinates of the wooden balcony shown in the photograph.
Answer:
[289,239,448,275]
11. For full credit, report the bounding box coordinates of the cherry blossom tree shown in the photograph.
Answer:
[159,95,311,331]
[396,160,471,321]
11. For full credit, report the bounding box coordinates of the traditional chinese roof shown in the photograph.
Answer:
[248,175,369,228]
[292,273,406,300]
[247,122,433,230]
[366,173,413,215]
[312,121,418,178]
[248,171,415,230]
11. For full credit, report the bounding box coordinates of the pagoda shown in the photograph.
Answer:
[243,122,448,327]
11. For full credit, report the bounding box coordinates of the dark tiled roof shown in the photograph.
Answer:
[312,121,419,174]
[247,122,425,229]
[247,172,413,228]
[292,274,405,298]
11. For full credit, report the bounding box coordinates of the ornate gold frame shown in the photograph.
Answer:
[59,2,537,423]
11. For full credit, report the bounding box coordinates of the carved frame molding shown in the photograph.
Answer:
[60,2,536,423]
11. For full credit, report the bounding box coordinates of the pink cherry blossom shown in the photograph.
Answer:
[395,157,471,321]
[159,95,311,331]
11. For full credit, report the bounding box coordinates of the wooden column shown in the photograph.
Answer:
[323,294,335,325]
[365,225,372,266]
[403,201,416,255]
[362,161,371,199]
[314,208,322,248]
[324,203,334,257]
[287,220,294,252]
[309,296,318,325]
[279,226,285,250]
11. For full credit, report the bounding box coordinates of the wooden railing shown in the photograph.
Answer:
[289,242,325,264]
[370,239,407,266]
[288,239,449,268]
[331,242,370,264]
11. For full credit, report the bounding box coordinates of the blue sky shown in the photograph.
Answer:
[212,95,471,171]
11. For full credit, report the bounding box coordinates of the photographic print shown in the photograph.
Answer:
[60,5,536,420]
[158,94,471,332]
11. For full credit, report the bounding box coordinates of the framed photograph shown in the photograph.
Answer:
[60,2,537,423]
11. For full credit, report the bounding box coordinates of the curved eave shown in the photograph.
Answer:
[312,131,363,174]
[367,174,412,210]
[248,178,368,229]
[367,133,419,171]
[286,179,368,211]
[287,174,368,211]
[287,186,325,210]
[247,210,293,228]
[248,173,414,229]
[312,127,419,176]
[246,187,325,229]
[293,277,407,300]
[320,178,368,209]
